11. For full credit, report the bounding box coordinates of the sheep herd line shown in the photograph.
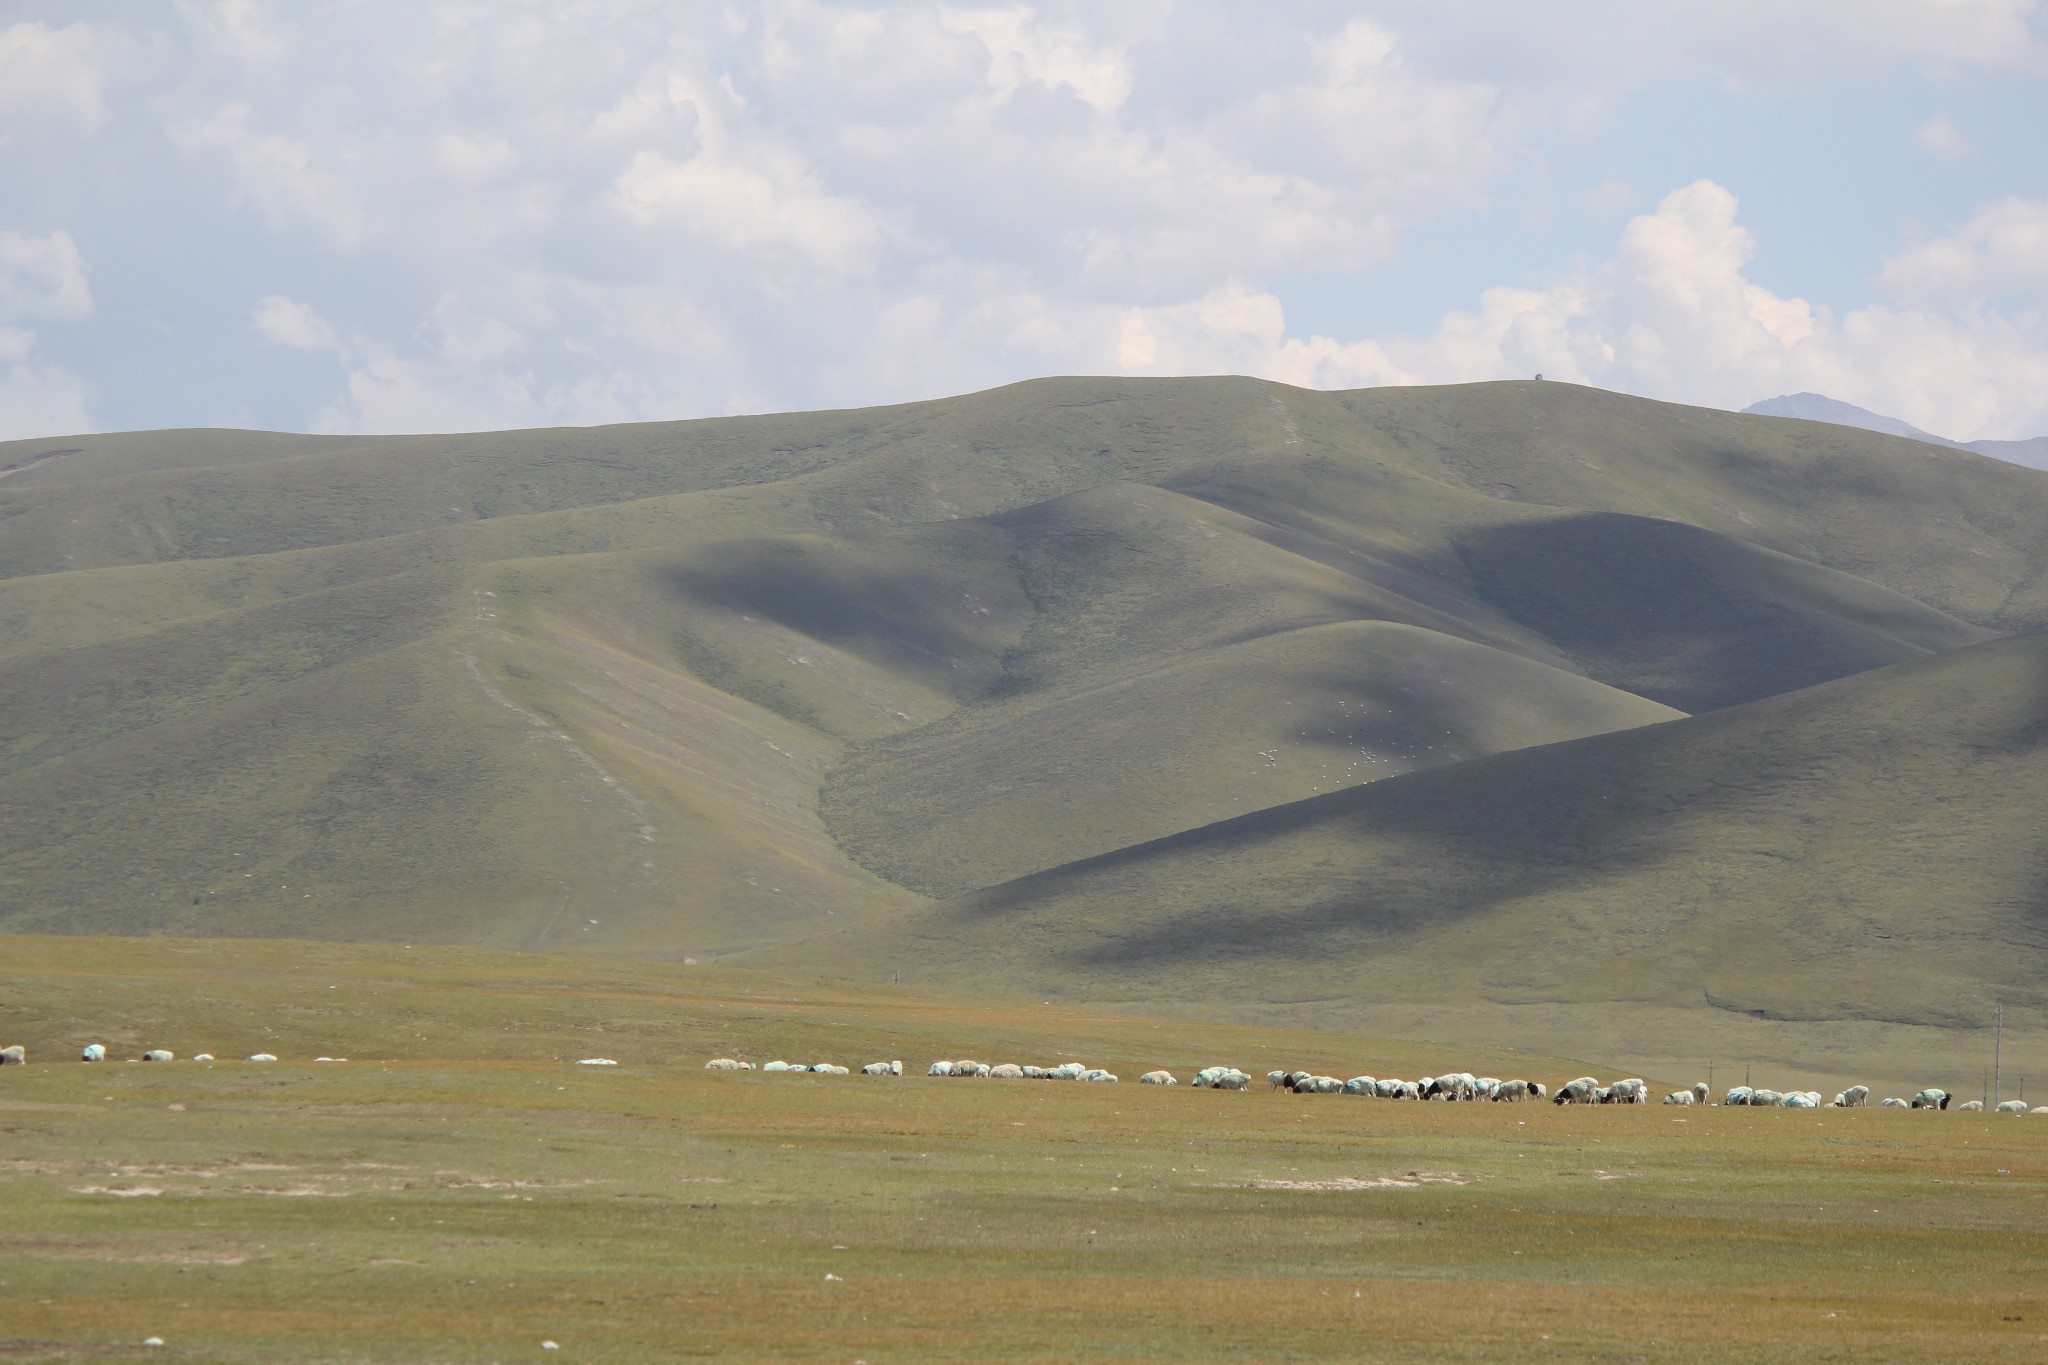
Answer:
[4,1044,2039,1115]
[702,1058,2048,1114]
[0,1045,322,1065]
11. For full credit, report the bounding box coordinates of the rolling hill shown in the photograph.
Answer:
[4,376,2048,1070]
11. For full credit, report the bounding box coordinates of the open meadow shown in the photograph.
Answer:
[2,937,2044,1362]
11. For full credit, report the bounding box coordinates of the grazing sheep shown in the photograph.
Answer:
[1607,1079,1648,1105]
[1662,1090,1695,1105]
[1528,1082,1548,1101]
[989,1064,1025,1079]
[704,1058,753,1071]
[1995,1100,2028,1114]
[248,1054,277,1063]
[957,1062,991,1078]
[1724,1086,1754,1106]
[577,1058,619,1067]
[1554,1077,1600,1105]
[1196,1067,1250,1090]
[1267,1070,1290,1091]
[1474,1078,1501,1101]
[1047,1062,1087,1080]
[1373,1078,1403,1099]
[1750,1089,1783,1107]
[1494,1079,1530,1102]
[82,1044,106,1063]
[1426,1073,1478,1101]
[0,1045,24,1066]
[1342,1076,1377,1096]
[1081,1069,1118,1083]
[1955,1100,1985,1112]
[1139,1070,1176,1085]
[860,1062,892,1076]
[1834,1085,1870,1108]
[1783,1092,1819,1109]
[1284,1070,1313,1092]
[1911,1088,1951,1110]
[928,1061,955,1076]
[764,1060,794,1072]
[1592,1087,1613,1104]
[1881,1097,1909,1108]
[1394,1081,1421,1101]
[2031,1106,2048,1115]
[1021,1065,1046,1079]
[192,1054,214,1063]
[143,1050,174,1063]
[1693,1081,1709,1105]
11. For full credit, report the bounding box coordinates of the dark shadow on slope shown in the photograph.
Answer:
[1456,513,1987,712]
[664,538,1013,703]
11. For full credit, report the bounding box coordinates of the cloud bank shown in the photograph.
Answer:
[3,2,2046,440]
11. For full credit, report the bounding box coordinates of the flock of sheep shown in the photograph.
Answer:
[0,1045,332,1064]
[8,1044,2039,1115]
[702,1057,2048,1113]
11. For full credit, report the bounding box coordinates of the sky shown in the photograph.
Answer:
[3,1,2047,442]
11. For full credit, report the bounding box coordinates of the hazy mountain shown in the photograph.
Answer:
[1745,392,2048,471]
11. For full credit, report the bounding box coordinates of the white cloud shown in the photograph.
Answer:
[1915,114,1979,161]
[251,294,339,351]
[1108,181,2048,441]
[0,359,93,441]
[0,21,115,131]
[1880,197,2048,304]
[0,230,93,322]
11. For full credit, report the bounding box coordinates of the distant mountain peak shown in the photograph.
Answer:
[1742,393,2048,472]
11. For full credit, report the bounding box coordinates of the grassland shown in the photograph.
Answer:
[1,935,2045,1364]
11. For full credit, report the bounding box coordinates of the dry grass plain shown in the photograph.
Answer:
[1,936,2044,1363]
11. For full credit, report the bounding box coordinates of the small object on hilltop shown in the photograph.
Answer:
[143,1050,174,1063]
[248,1053,278,1063]
[313,1057,347,1063]
[143,1338,164,1348]
[0,1045,26,1065]
[192,1054,214,1063]
[576,1058,618,1066]
[541,1342,559,1352]
[82,1044,106,1062]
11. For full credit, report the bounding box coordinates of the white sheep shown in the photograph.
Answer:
[1995,1100,2028,1114]
[1139,1070,1176,1085]
[82,1044,106,1063]
[143,1050,174,1063]
[0,1046,24,1066]
[989,1064,1025,1079]
[704,1058,753,1071]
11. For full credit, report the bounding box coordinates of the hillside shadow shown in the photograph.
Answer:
[1455,512,1982,712]
[941,632,2048,973]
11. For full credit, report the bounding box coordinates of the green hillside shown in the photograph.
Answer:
[757,630,2048,1082]
[5,377,2048,1053]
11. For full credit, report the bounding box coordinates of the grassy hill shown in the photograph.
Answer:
[756,629,2048,1083]
[6,377,2048,1064]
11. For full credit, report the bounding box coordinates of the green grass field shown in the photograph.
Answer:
[1,937,2044,1363]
